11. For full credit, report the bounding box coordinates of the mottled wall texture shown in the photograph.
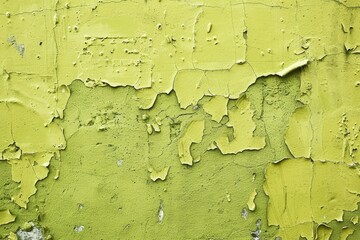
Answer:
[1,0,360,239]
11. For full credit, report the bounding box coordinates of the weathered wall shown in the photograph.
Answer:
[1,0,360,239]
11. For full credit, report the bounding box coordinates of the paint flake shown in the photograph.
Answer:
[178,120,205,165]
[285,106,312,158]
[10,153,53,208]
[276,59,308,77]
[216,98,265,154]
[316,224,332,240]
[202,96,228,123]
[0,210,16,226]
[247,189,257,211]
[149,166,170,182]
[264,158,360,239]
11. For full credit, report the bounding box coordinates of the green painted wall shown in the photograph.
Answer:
[1,0,360,239]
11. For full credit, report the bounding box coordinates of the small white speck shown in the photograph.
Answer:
[158,202,164,223]
[117,160,123,167]
[74,225,84,233]
[241,208,248,220]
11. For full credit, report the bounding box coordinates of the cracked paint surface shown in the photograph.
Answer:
[1,0,360,239]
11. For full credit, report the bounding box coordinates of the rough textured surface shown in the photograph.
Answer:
[1,0,360,239]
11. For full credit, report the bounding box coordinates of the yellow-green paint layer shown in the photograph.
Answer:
[1,0,360,239]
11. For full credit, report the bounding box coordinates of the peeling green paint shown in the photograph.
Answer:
[1,0,360,239]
